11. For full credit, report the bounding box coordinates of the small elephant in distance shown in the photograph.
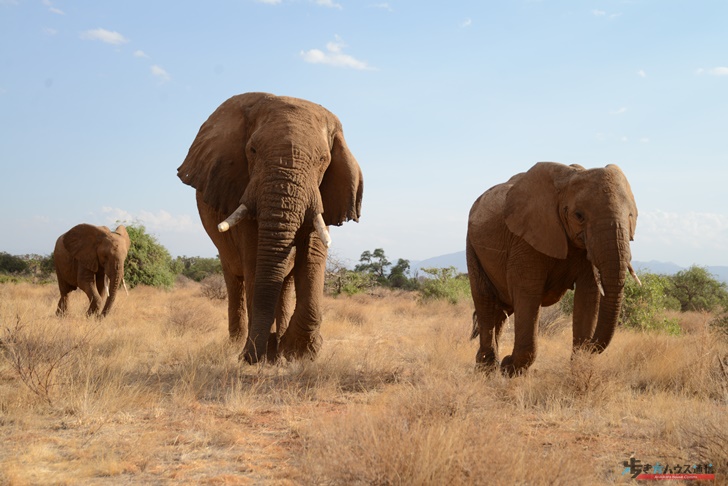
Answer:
[178,93,363,364]
[466,162,641,376]
[54,223,130,317]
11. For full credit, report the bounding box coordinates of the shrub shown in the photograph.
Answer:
[667,265,728,313]
[200,274,227,300]
[175,256,223,282]
[418,267,471,304]
[621,272,681,334]
[124,225,177,289]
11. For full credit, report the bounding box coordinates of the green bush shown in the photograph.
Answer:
[667,265,728,313]
[0,252,29,274]
[418,267,471,304]
[175,256,222,282]
[124,225,176,289]
[621,272,681,334]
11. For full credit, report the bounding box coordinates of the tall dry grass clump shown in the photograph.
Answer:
[1,283,727,484]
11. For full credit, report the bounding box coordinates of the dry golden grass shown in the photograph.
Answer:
[1,282,726,485]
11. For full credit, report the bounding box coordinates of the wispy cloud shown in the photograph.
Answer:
[461,18,472,28]
[697,67,728,76]
[315,0,342,9]
[134,50,150,59]
[301,36,374,70]
[368,3,393,11]
[101,207,198,233]
[80,28,129,46]
[610,107,627,115]
[638,69,646,78]
[592,9,621,19]
[256,0,282,4]
[42,0,64,15]
[637,210,728,263]
[151,65,171,83]
[43,27,58,36]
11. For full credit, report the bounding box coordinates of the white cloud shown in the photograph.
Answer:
[707,67,728,76]
[256,0,282,4]
[301,36,373,70]
[134,50,150,59]
[315,0,342,9]
[43,27,58,36]
[592,9,606,16]
[638,69,646,78]
[369,3,393,11]
[80,28,129,46]
[101,207,199,233]
[636,210,728,263]
[609,107,627,115]
[461,18,472,28]
[151,65,171,82]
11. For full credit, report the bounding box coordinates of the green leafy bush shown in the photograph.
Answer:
[667,265,728,313]
[418,267,471,304]
[124,225,176,289]
[175,256,223,282]
[620,272,681,334]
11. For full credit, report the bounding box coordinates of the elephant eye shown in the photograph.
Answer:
[574,211,585,223]
[249,147,256,155]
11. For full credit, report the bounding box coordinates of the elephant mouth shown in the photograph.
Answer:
[216,202,331,248]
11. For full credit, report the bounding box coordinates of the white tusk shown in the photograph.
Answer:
[313,213,332,248]
[628,264,642,286]
[104,275,110,297]
[122,278,129,295]
[592,264,605,297]
[218,203,249,232]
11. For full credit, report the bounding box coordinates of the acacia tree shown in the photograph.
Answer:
[668,266,728,312]
[355,248,391,282]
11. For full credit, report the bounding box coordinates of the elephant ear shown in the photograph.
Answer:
[177,92,272,216]
[504,162,575,260]
[320,131,363,226]
[63,224,108,273]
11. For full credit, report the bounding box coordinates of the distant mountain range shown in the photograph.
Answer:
[409,251,728,284]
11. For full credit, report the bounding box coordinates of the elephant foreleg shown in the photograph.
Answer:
[223,270,246,341]
[571,274,600,351]
[78,269,103,317]
[502,293,542,376]
[267,275,295,362]
[278,235,326,361]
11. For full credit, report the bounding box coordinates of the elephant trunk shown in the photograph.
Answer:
[101,263,123,317]
[241,171,323,363]
[588,221,631,352]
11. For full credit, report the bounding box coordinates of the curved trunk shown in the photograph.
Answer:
[101,264,123,317]
[588,222,630,352]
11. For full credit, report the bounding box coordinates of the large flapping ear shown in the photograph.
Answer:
[113,225,131,254]
[605,164,638,240]
[63,224,109,272]
[177,92,271,216]
[504,162,575,260]
[320,131,363,226]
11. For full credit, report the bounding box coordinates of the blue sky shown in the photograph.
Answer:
[1,0,727,268]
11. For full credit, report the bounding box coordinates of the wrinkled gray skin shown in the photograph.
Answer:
[178,93,363,364]
[466,162,638,376]
[54,224,131,317]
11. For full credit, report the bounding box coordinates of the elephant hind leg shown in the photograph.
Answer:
[467,242,508,372]
[56,280,75,317]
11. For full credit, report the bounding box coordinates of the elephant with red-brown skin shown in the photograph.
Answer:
[54,224,130,318]
[178,93,363,365]
[466,162,640,376]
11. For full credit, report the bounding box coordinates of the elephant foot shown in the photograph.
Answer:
[278,329,322,362]
[500,355,528,377]
[475,349,500,373]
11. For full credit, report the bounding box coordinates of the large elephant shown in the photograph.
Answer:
[54,224,131,317]
[466,162,640,376]
[177,93,363,364]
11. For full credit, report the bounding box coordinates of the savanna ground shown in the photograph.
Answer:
[1,281,726,485]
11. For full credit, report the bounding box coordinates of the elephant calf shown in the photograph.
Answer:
[466,162,640,376]
[54,223,130,317]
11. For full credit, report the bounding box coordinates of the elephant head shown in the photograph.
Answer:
[504,162,639,351]
[177,93,363,362]
[60,224,131,316]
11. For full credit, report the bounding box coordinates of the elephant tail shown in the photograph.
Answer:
[470,311,479,340]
